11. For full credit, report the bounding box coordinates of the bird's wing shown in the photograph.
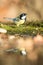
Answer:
[13,17,20,22]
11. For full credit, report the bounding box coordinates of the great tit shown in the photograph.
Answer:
[3,13,27,26]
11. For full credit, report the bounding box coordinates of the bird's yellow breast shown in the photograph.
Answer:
[18,20,25,24]
[15,20,25,26]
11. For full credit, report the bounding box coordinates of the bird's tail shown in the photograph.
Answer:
[3,17,14,21]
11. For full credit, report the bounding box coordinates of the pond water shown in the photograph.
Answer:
[0,34,43,65]
[0,53,43,65]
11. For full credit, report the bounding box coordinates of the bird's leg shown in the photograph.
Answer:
[17,24,20,27]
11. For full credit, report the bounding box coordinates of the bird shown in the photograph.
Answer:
[4,48,27,55]
[3,13,27,26]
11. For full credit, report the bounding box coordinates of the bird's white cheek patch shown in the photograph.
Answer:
[21,16,26,20]
[21,50,27,55]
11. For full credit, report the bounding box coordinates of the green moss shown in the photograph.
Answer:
[0,21,43,35]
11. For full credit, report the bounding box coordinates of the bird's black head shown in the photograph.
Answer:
[20,13,27,20]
